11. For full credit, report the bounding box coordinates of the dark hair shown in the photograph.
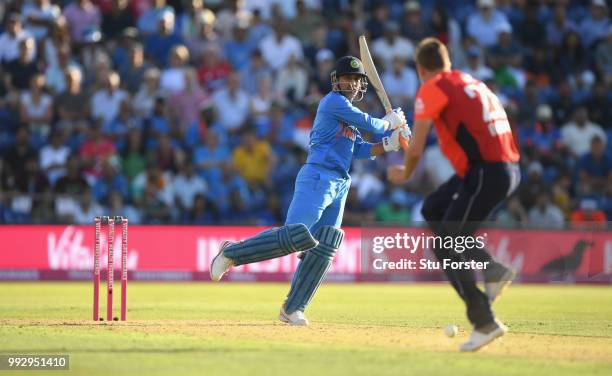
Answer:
[415,37,450,71]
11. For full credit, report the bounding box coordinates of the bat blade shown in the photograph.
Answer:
[359,35,392,114]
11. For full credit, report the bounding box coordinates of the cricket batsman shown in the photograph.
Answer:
[388,38,521,352]
[210,56,411,325]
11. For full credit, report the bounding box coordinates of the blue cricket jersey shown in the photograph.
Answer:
[306,92,387,177]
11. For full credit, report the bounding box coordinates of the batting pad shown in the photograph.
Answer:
[284,226,344,314]
[223,224,318,266]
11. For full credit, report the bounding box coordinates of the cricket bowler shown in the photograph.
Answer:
[211,56,411,325]
[388,38,521,352]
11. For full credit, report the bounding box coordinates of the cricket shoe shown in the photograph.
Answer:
[484,262,516,303]
[460,319,508,352]
[279,306,309,326]
[210,241,234,282]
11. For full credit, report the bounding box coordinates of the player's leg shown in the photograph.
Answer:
[437,163,518,351]
[453,163,521,302]
[282,179,349,319]
[210,167,331,281]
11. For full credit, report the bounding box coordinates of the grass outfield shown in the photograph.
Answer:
[0,283,611,376]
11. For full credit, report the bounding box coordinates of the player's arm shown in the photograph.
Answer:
[354,127,411,159]
[329,95,404,134]
[388,82,447,184]
[387,120,432,183]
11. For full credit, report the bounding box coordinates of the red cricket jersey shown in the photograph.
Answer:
[414,70,520,177]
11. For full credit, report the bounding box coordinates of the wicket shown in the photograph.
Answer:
[93,216,128,321]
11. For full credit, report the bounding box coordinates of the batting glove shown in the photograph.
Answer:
[383,125,411,152]
[383,108,407,129]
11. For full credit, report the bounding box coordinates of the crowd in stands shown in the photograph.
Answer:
[0,0,610,229]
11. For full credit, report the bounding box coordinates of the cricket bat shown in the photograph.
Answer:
[359,35,392,114]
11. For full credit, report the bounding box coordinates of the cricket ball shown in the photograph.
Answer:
[444,325,458,338]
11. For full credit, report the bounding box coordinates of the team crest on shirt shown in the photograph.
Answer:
[338,122,357,141]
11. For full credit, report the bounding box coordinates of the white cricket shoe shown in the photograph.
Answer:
[279,306,309,326]
[460,319,508,352]
[210,241,234,282]
[484,262,516,303]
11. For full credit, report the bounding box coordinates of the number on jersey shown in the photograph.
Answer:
[462,76,511,136]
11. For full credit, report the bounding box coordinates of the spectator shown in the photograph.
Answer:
[91,71,129,125]
[41,19,70,73]
[62,0,101,43]
[196,45,231,92]
[546,4,577,47]
[571,198,607,229]
[133,68,161,118]
[515,3,546,49]
[225,22,257,71]
[137,0,174,36]
[132,162,173,213]
[595,26,612,85]
[92,160,129,204]
[258,20,303,71]
[101,0,134,41]
[44,44,81,94]
[144,9,183,67]
[289,0,324,45]
[107,190,141,224]
[19,74,53,145]
[39,131,70,185]
[54,155,89,195]
[177,0,207,41]
[375,189,411,224]
[576,136,612,195]
[527,190,565,229]
[173,161,207,213]
[561,107,606,157]
[232,128,273,186]
[381,56,419,109]
[496,196,528,227]
[251,75,275,124]
[364,4,389,40]
[160,44,190,94]
[578,0,610,48]
[518,161,548,210]
[429,5,462,53]
[275,54,308,106]
[120,128,146,182]
[240,48,272,95]
[78,124,117,180]
[65,185,104,224]
[463,46,494,82]
[119,43,150,94]
[258,102,295,153]
[587,82,612,128]
[2,128,35,186]
[400,1,430,44]
[56,67,89,131]
[193,129,231,183]
[520,105,563,167]
[21,0,62,41]
[4,38,39,91]
[212,71,250,133]
[0,13,36,64]
[169,68,208,129]
[555,31,589,80]
[103,100,139,151]
[184,8,219,61]
[466,0,511,48]
[185,193,216,224]
[371,22,414,71]
[487,23,525,89]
